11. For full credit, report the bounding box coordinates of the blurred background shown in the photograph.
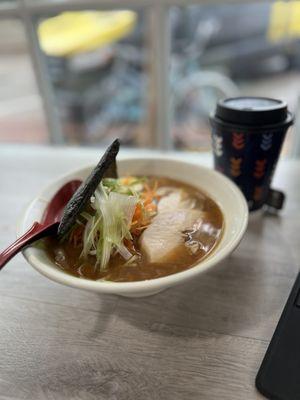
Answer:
[0,0,300,155]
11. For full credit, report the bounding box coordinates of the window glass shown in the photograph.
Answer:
[170,2,300,153]
[36,9,150,146]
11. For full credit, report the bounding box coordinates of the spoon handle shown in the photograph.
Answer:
[0,221,59,270]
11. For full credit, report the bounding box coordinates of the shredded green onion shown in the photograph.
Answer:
[66,176,156,271]
[78,182,138,271]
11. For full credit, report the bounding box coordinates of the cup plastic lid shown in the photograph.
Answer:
[215,97,291,126]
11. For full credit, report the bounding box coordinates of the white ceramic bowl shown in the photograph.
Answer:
[19,157,248,297]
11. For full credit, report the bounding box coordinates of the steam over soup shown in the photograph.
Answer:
[46,176,224,282]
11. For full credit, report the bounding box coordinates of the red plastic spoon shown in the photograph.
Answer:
[0,180,82,270]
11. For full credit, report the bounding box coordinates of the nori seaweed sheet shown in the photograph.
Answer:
[103,159,118,179]
[58,139,120,238]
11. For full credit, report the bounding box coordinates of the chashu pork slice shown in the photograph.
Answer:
[157,189,197,213]
[140,209,203,264]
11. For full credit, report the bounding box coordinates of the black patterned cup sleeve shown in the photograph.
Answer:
[210,97,293,211]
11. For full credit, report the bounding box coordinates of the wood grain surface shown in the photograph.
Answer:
[0,145,299,400]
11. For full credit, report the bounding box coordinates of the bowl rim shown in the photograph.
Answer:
[19,157,248,294]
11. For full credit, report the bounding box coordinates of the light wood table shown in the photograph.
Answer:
[0,145,299,400]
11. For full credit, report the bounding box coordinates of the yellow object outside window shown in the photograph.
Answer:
[38,11,137,57]
[268,1,300,41]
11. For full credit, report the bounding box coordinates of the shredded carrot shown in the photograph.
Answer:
[142,180,159,199]
[124,238,135,252]
[136,225,150,231]
[132,203,143,221]
[142,195,153,206]
[145,203,157,213]
[129,180,160,237]
[120,176,137,185]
